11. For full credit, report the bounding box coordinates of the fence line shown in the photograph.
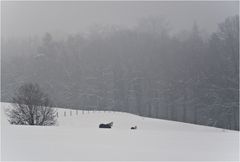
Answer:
[57,109,117,117]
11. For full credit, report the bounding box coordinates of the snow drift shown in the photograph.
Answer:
[1,102,239,161]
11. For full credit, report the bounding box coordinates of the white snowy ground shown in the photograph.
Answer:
[1,102,239,161]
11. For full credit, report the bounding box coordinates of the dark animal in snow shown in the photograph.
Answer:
[99,122,113,128]
[131,126,137,130]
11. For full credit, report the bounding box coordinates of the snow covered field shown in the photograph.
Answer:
[1,102,239,161]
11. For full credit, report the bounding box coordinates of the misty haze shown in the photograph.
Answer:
[1,1,239,161]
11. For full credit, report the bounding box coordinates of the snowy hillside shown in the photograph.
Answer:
[1,102,239,161]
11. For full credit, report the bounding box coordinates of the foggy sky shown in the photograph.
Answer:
[1,1,239,39]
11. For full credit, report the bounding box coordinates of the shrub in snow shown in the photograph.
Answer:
[6,83,57,126]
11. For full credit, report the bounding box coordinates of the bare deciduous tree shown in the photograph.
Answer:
[6,83,57,125]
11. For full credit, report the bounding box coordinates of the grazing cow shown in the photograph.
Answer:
[99,122,113,128]
[131,126,137,130]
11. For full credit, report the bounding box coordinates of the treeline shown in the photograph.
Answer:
[1,15,239,130]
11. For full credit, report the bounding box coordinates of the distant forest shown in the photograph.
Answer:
[2,15,239,130]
